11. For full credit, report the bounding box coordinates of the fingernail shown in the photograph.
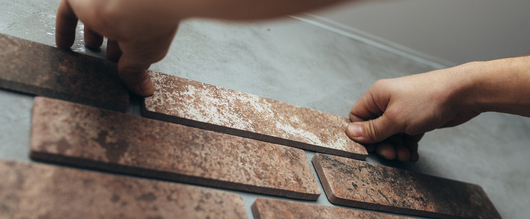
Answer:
[348,123,363,138]
[136,78,155,96]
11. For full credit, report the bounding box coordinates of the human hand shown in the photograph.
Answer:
[55,0,180,96]
[346,64,482,162]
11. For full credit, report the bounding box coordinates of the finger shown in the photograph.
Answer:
[117,56,155,96]
[55,0,78,49]
[403,134,423,150]
[410,152,419,163]
[375,141,396,160]
[115,27,177,96]
[364,144,376,152]
[106,40,122,62]
[403,134,423,162]
[84,25,103,49]
[346,114,402,144]
[389,136,410,162]
[407,142,419,162]
[349,93,384,122]
[114,24,177,96]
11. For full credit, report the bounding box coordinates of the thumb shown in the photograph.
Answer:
[117,56,155,96]
[346,115,400,144]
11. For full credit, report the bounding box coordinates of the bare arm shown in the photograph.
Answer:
[346,56,530,162]
[178,0,349,20]
[462,56,530,117]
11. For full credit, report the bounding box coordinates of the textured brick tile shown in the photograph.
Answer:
[142,71,367,160]
[0,34,128,111]
[312,154,501,219]
[0,160,247,219]
[251,198,409,219]
[30,97,320,200]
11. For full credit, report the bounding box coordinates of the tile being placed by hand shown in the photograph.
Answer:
[142,71,367,160]
[312,154,501,219]
[0,33,128,111]
[251,198,409,219]
[30,97,320,200]
[0,159,247,219]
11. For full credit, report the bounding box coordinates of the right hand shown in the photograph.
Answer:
[346,64,482,162]
[55,0,180,96]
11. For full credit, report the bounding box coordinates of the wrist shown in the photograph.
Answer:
[447,61,489,114]
[457,56,530,116]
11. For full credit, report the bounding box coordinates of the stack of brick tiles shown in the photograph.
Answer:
[0,33,502,219]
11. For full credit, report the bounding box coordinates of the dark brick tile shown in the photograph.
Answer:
[142,71,367,159]
[0,34,128,111]
[30,97,320,200]
[312,153,501,219]
[0,159,247,219]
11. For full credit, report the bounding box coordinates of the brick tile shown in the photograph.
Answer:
[0,34,128,111]
[142,71,367,160]
[251,198,408,219]
[312,154,501,219]
[30,97,320,200]
[0,159,247,219]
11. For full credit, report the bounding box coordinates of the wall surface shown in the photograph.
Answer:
[313,0,530,64]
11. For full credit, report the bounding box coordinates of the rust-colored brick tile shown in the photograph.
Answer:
[142,71,367,160]
[30,97,320,200]
[252,198,409,219]
[0,34,128,111]
[312,154,501,219]
[0,160,247,219]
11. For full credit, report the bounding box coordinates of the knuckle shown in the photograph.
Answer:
[366,120,382,142]
[373,79,390,89]
[384,109,400,123]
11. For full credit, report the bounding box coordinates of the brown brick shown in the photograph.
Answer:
[30,97,320,200]
[251,198,409,219]
[0,159,247,219]
[312,154,501,219]
[0,34,128,111]
[142,71,367,159]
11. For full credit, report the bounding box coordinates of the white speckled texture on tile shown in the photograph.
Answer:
[143,71,367,159]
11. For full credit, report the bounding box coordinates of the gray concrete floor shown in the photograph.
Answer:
[1,0,529,218]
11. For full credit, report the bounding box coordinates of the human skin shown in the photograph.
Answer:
[346,56,530,162]
[54,0,350,96]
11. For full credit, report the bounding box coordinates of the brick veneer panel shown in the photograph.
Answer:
[142,71,367,160]
[312,154,501,219]
[0,160,247,219]
[30,97,320,200]
[251,198,409,219]
[0,34,128,111]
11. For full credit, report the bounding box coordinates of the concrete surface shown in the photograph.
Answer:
[1,0,529,218]
[312,0,530,64]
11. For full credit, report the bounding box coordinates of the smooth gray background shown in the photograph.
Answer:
[0,0,529,218]
[314,0,530,64]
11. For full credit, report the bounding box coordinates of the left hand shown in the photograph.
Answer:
[346,64,483,162]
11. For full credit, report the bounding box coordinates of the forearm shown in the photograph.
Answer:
[173,0,355,20]
[459,56,530,117]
